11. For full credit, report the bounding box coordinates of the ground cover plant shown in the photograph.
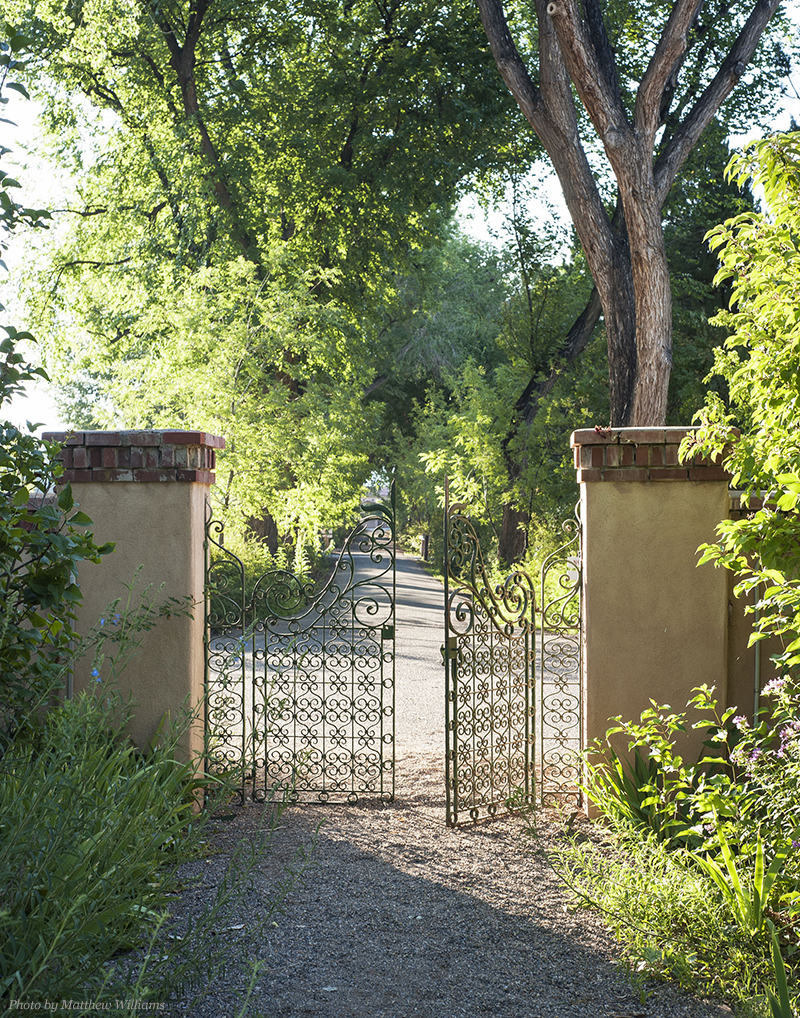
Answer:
[0,679,316,1011]
[563,681,800,1015]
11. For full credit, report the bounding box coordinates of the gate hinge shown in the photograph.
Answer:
[382,625,395,641]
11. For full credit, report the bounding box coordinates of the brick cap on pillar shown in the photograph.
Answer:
[42,429,225,484]
[571,426,734,483]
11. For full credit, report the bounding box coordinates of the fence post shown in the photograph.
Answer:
[43,429,225,760]
[572,427,732,767]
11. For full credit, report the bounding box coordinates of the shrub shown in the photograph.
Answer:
[0,686,312,1009]
[577,682,800,1014]
[0,338,114,744]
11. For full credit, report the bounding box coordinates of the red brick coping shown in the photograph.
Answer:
[42,430,225,484]
[571,427,732,484]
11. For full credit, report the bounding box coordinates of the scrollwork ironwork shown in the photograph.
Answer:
[444,483,535,826]
[538,501,583,808]
[204,488,396,805]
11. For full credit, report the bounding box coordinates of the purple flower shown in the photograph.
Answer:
[733,715,747,729]
[792,840,800,849]
[763,677,788,696]
[750,748,762,763]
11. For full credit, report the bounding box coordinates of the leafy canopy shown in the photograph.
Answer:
[691,132,800,672]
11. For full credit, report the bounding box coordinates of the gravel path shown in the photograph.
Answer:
[182,554,732,1018]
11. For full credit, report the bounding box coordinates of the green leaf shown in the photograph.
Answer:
[5,81,29,99]
[57,484,74,512]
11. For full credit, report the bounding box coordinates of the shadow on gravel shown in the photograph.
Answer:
[185,804,731,1018]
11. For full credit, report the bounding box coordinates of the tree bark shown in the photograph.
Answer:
[498,502,528,565]
[477,0,781,426]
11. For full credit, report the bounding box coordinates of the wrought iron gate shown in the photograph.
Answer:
[538,511,582,809]
[204,489,396,804]
[443,486,582,826]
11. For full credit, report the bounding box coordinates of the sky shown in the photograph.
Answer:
[2,15,800,433]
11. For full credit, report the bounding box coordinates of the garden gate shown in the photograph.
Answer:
[204,489,396,804]
[443,483,582,826]
[204,482,582,821]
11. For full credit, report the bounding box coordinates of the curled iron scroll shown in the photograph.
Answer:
[446,505,535,639]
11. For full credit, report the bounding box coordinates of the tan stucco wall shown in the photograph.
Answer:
[726,569,782,719]
[70,481,208,760]
[582,479,731,763]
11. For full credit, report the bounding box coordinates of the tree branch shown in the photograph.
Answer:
[499,285,603,480]
[545,0,629,142]
[654,0,782,203]
[635,0,704,142]
[581,0,622,111]
[49,256,132,294]
[516,286,602,426]
[476,0,545,127]
[479,0,616,281]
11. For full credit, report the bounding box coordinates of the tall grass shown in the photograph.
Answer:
[0,689,312,1010]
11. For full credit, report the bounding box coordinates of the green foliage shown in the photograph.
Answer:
[0,27,113,737]
[0,684,314,1009]
[0,22,51,293]
[664,120,756,424]
[767,920,795,1018]
[0,339,114,740]
[7,0,527,552]
[689,829,791,938]
[583,694,732,848]
[560,827,782,1010]
[578,680,800,1013]
[0,691,201,1002]
[690,132,800,675]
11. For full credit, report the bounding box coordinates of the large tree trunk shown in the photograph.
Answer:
[498,502,528,565]
[622,175,673,425]
[601,234,638,426]
[477,0,782,428]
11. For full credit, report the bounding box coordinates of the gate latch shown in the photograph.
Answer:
[440,636,458,664]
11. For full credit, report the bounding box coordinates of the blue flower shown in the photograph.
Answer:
[99,618,105,626]
[91,668,102,683]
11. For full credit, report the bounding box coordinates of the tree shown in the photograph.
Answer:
[477,0,790,426]
[481,122,756,562]
[0,24,112,739]
[15,0,525,295]
[9,0,529,547]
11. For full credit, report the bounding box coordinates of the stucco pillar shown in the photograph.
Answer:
[43,429,225,760]
[572,427,731,766]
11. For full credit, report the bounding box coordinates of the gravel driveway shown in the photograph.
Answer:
[182,553,732,1018]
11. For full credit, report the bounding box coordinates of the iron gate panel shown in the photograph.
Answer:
[204,490,395,804]
[444,485,536,826]
[538,509,582,808]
